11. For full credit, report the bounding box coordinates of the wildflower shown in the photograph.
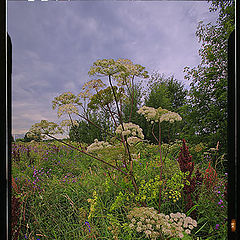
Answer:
[215,224,220,230]
[146,218,151,223]
[189,224,194,230]
[131,218,136,224]
[179,233,184,238]
[192,220,197,227]
[145,230,151,235]
[115,122,144,141]
[136,226,142,232]
[87,139,112,152]
[129,223,134,229]
[85,221,91,232]
[137,106,182,123]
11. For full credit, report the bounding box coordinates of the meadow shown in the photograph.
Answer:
[11,138,227,240]
[11,1,234,238]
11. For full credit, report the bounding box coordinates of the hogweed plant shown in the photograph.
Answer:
[137,106,182,212]
[124,207,197,239]
[27,58,205,239]
[30,59,149,198]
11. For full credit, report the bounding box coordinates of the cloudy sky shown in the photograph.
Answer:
[8,1,219,136]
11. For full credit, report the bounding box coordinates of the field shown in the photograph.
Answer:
[11,139,227,240]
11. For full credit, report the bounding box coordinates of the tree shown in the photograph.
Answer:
[69,112,108,144]
[142,73,187,144]
[182,0,235,152]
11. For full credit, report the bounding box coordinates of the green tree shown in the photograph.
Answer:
[182,0,235,152]
[69,110,112,144]
[142,74,187,144]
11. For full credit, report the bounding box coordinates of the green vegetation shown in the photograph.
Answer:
[12,1,233,239]
[11,140,227,240]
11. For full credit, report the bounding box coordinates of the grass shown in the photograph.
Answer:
[11,140,227,240]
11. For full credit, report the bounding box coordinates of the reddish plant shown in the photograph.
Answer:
[177,139,194,175]
[204,161,218,189]
[11,195,22,240]
[177,139,203,219]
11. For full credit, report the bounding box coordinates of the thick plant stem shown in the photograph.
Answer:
[94,89,118,127]
[108,75,139,194]
[106,103,118,127]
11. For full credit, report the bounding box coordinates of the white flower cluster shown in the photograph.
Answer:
[137,106,182,124]
[60,119,79,127]
[160,111,182,123]
[88,58,148,87]
[87,139,112,152]
[57,104,79,118]
[127,207,197,240]
[115,122,144,145]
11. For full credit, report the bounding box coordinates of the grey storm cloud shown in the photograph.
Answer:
[8,1,219,135]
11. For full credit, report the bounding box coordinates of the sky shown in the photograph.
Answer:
[8,0,219,136]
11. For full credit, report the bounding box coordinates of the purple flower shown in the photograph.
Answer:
[85,221,91,232]
[215,224,220,229]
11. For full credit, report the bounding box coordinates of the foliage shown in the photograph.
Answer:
[177,139,203,219]
[69,115,104,144]
[21,16,229,236]
[146,73,187,111]
[11,139,227,239]
[182,0,235,153]
[141,74,187,144]
[88,86,125,111]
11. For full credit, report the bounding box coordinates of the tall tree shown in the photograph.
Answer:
[182,0,235,152]
[145,73,187,112]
